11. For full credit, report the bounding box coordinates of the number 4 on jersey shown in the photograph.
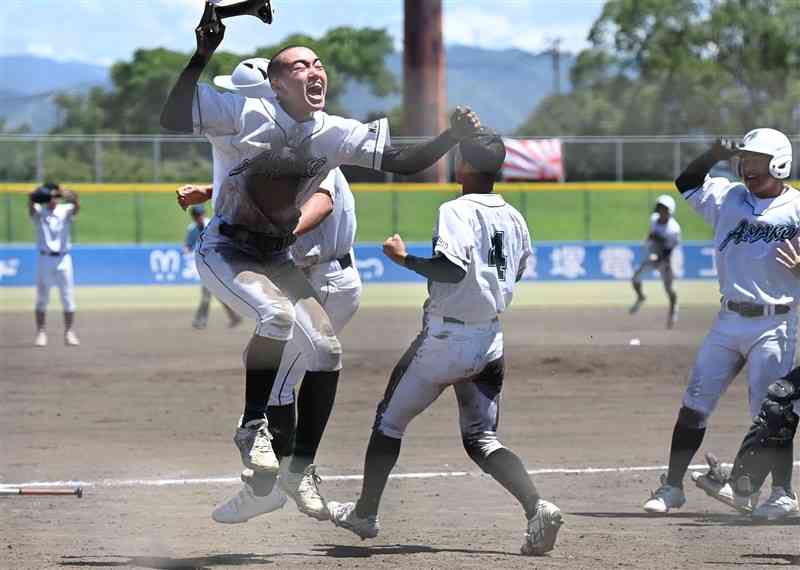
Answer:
[489,230,507,280]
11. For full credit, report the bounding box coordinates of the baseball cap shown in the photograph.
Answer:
[459,128,506,175]
[214,58,274,98]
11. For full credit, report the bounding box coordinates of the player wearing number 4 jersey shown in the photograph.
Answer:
[325,130,563,557]
[643,128,800,516]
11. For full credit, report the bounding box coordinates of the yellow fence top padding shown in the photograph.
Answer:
[0,181,687,194]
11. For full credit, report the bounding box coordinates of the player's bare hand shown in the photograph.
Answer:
[711,137,738,160]
[450,106,481,140]
[383,233,408,265]
[195,2,225,59]
[776,237,800,277]
[176,185,211,210]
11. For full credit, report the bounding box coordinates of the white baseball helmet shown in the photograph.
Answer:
[213,58,274,98]
[655,194,676,214]
[737,128,793,180]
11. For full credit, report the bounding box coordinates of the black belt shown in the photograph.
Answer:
[442,316,499,325]
[726,300,791,318]
[219,222,296,253]
[337,253,352,269]
[40,251,64,257]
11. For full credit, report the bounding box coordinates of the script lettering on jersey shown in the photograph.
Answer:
[718,219,799,252]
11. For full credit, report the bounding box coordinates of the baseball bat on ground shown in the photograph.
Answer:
[0,487,83,498]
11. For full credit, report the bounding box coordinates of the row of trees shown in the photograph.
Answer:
[520,0,800,137]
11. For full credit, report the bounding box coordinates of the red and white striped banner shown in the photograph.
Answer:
[502,138,564,181]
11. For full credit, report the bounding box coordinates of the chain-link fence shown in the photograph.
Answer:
[6,133,797,183]
[2,133,794,244]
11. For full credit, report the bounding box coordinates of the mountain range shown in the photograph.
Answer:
[0,47,574,134]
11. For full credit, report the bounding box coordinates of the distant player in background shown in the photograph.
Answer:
[183,204,242,330]
[28,182,80,347]
[629,195,682,328]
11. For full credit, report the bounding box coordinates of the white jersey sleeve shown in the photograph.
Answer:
[192,84,245,137]
[30,203,41,219]
[516,222,533,281]
[683,176,736,228]
[433,202,473,271]
[331,117,390,171]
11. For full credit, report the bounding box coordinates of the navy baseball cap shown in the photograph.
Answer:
[459,128,506,175]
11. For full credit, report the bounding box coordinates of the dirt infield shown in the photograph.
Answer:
[3,304,800,569]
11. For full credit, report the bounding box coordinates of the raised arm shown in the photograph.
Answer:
[160,4,225,133]
[380,107,481,175]
[675,139,737,193]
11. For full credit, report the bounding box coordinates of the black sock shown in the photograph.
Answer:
[266,403,296,461]
[64,311,74,331]
[632,281,644,299]
[666,422,706,488]
[289,370,340,473]
[35,310,45,331]
[771,442,793,492]
[478,448,540,519]
[241,336,286,427]
[355,430,402,518]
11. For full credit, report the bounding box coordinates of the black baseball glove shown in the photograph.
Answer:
[30,185,59,203]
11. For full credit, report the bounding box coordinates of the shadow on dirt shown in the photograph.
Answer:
[60,554,275,569]
[313,543,519,558]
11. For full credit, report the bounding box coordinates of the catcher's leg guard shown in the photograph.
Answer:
[729,378,800,492]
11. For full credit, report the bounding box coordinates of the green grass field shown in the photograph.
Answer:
[0,281,721,313]
[0,189,713,244]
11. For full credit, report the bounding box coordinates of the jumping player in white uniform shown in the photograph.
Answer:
[177,167,363,524]
[629,194,682,328]
[643,129,800,516]
[324,130,563,557]
[183,205,242,329]
[161,3,481,521]
[28,182,80,348]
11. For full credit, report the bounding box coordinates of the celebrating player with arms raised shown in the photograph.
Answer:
[325,129,563,557]
[643,128,800,516]
[160,2,481,522]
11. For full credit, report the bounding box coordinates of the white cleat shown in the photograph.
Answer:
[691,472,759,514]
[328,501,380,540]
[643,474,686,513]
[64,330,80,346]
[690,452,759,514]
[212,477,287,524]
[34,331,47,347]
[667,306,679,329]
[753,487,800,521]
[233,418,279,474]
[279,462,329,520]
[521,499,563,556]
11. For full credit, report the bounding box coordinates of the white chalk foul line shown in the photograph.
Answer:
[9,460,797,490]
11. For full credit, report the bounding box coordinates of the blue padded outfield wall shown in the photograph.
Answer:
[0,242,719,287]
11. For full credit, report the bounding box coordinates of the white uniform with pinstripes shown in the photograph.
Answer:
[269,168,362,405]
[682,176,800,419]
[191,84,388,371]
[375,193,532,455]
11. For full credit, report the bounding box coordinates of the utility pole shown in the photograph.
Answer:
[403,0,446,182]
[550,38,562,95]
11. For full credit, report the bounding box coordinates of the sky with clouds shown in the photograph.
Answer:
[1,0,604,66]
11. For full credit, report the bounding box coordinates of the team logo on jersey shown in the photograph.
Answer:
[719,219,799,251]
